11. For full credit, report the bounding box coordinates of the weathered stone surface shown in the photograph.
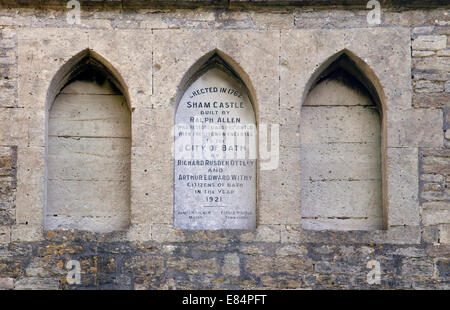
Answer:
[401,258,434,277]
[0,227,10,244]
[251,12,293,30]
[439,224,450,244]
[276,245,308,256]
[130,147,173,226]
[245,256,313,276]
[413,70,448,82]
[436,259,449,278]
[11,225,42,242]
[167,257,219,275]
[386,148,420,226]
[413,56,450,71]
[423,226,440,244]
[25,258,65,278]
[0,144,15,226]
[301,180,382,219]
[414,80,444,92]
[439,49,450,57]
[302,217,382,232]
[388,108,443,148]
[412,26,435,35]
[222,253,241,277]
[0,277,14,290]
[390,247,427,258]
[0,3,448,290]
[422,149,450,175]
[413,93,449,108]
[427,245,450,258]
[14,277,60,290]
[301,106,381,144]
[412,35,447,51]
[123,256,164,276]
[281,28,412,112]
[422,203,450,226]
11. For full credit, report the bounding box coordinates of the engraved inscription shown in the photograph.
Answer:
[174,68,256,230]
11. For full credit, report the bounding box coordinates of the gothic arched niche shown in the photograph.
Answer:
[174,54,257,230]
[45,50,131,233]
[300,51,383,231]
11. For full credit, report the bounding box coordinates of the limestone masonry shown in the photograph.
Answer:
[0,0,449,290]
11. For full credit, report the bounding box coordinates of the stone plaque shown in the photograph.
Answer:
[174,68,257,230]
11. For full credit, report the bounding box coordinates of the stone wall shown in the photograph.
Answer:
[0,1,449,289]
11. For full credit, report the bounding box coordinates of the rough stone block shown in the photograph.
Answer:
[150,224,185,243]
[422,203,450,226]
[245,256,313,276]
[422,226,440,244]
[388,108,443,148]
[127,224,151,242]
[15,181,44,226]
[302,218,382,232]
[401,258,434,277]
[239,225,281,242]
[414,80,445,92]
[258,146,301,226]
[11,225,42,242]
[412,35,447,51]
[436,259,449,278]
[413,93,449,108]
[439,224,450,244]
[0,227,11,245]
[123,256,164,276]
[386,147,419,226]
[412,26,435,35]
[14,277,60,290]
[167,257,219,276]
[222,253,240,277]
[422,149,450,175]
[131,146,173,226]
[413,56,450,71]
[0,277,14,290]
[276,245,308,257]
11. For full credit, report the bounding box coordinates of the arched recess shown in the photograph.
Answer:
[45,49,131,233]
[173,50,258,230]
[300,49,387,231]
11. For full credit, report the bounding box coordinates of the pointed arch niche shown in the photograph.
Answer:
[45,49,131,233]
[174,51,257,230]
[300,50,387,231]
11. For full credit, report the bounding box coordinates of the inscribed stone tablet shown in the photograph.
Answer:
[174,68,257,230]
